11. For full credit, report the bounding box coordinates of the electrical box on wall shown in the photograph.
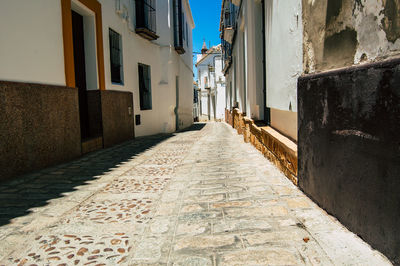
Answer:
[135,114,141,125]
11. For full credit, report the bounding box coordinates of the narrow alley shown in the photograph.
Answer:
[0,123,390,265]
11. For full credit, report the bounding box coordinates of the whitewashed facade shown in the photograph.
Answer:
[0,0,195,137]
[196,44,226,121]
[221,0,301,141]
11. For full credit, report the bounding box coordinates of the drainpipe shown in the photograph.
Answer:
[261,0,270,125]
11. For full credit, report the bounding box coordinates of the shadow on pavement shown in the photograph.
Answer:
[178,122,206,132]
[0,123,206,227]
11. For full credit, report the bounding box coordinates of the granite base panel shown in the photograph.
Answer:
[0,81,81,181]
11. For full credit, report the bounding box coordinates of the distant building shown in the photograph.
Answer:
[193,81,200,122]
[195,43,226,121]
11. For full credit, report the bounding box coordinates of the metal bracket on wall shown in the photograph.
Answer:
[135,114,141,125]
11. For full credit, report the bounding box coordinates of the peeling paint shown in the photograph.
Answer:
[302,0,400,73]
[324,28,358,69]
[353,0,400,64]
[382,0,400,42]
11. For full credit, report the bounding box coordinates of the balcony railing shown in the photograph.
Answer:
[222,40,232,73]
[135,0,159,40]
[221,3,238,44]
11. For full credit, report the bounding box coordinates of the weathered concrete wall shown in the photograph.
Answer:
[303,0,400,73]
[100,90,134,148]
[0,81,81,181]
[298,58,400,265]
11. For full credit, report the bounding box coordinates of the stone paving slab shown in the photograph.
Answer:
[0,122,393,265]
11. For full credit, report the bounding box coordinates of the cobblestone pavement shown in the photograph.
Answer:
[0,122,392,265]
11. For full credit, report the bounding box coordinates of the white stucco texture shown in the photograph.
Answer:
[265,0,303,112]
[99,0,194,137]
[0,0,66,85]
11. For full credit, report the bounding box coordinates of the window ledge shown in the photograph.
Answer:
[175,46,186,54]
[136,28,159,41]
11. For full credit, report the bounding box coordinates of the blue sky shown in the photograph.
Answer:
[189,0,223,81]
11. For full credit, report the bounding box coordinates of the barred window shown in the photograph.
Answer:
[138,63,152,110]
[109,29,123,84]
[135,0,156,33]
[173,0,185,54]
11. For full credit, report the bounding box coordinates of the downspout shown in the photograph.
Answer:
[261,0,270,124]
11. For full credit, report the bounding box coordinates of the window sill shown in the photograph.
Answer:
[175,46,186,55]
[136,28,159,41]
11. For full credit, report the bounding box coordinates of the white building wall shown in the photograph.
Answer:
[0,0,65,85]
[200,92,209,118]
[244,0,264,120]
[265,0,302,112]
[216,83,226,120]
[196,48,225,121]
[225,71,232,110]
[178,59,194,129]
[222,0,299,139]
[0,0,194,137]
[264,0,302,140]
[237,29,246,113]
[215,57,225,120]
[99,0,194,136]
[197,62,210,118]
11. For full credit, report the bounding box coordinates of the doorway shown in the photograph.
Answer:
[72,10,90,140]
[71,8,103,153]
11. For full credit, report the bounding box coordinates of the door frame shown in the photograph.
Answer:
[61,0,105,91]
[175,76,179,131]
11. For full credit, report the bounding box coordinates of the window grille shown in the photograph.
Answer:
[109,29,123,84]
[173,0,185,54]
[135,0,158,40]
[138,63,152,110]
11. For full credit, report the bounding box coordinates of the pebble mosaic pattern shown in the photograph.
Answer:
[1,128,204,265]
[10,233,131,265]
[127,166,175,177]
[0,123,391,265]
[74,198,153,224]
[104,179,169,194]
[153,148,190,158]
[144,157,183,166]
